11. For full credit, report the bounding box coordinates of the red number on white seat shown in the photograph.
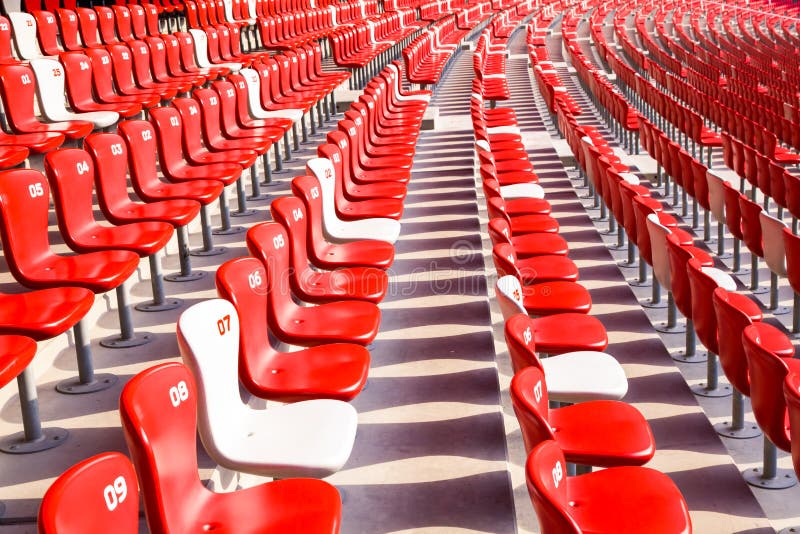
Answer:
[216,314,231,335]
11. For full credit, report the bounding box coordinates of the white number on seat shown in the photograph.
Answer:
[20,74,31,85]
[331,153,340,164]
[101,56,110,65]
[226,89,234,98]
[168,380,189,407]
[552,461,563,488]
[216,314,231,335]
[533,380,543,403]
[170,116,179,127]
[272,234,285,249]
[310,186,319,199]
[292,208,303,221]
[103,476,128,511]
[248,269,262,289]
[28,183,44,198]
[76,161,90,175]
[189,105,198,115]
[141,129,153,141]
[79,61,90,71]
[209,96,218,106]
[110,143,123,156]
[523,326,532,346]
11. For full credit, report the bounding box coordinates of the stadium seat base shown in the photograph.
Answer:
[0,427,69,454]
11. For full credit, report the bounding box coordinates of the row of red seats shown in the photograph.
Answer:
[563,0,800,494]
[641,2,800,158]
[328,12,422,83]
[0,18,352,452]
[402,14,468,86]
[468,24,694,527]
[31,58,428,533]
[473,29,509,101]
[257,0,383,49]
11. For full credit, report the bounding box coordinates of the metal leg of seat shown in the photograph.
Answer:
[136,253,182,312]
[101,283,152,349]
[643,278,666,308]
[751,255,767,293]
[261,153,275,186]
[671,321,707,363]
[246,156,268,198]
[292,124,300,152]
[717,220,730,258]
[715,390,761,439]
[0,368,69,452]
[618,238,638,268]
[308,111,317,136]
[165,226,205,281]
[743,437,798,489]
[656,292,686,333]
[56,320,117,394]
[691,351,731,397]
[274,142,285,172]
[231,176,256,217]
[731,238,749,274]
[213,188,245,235]
[768,272,792,315]
[630,254,651,287]
[191,205,226,256]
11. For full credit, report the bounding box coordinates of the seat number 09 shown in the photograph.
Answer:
[103,476,128,511]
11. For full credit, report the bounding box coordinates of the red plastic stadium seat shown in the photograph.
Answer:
[216,256,370,402]
[511,366,655,465]
[0,64,93,140]
[38,452,139,534]
[264,196,388,303]
[120,362,343,533]
[246,222,381,346]
[743,323,800,489]
[502,312,607,356]
[289,176,395,270]
[526,440,692,534]
[0,336,37,391]
[0,168,139,320]
[784,373,800,485]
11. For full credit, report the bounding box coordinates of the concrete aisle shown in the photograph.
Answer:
[327,49,516,534]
